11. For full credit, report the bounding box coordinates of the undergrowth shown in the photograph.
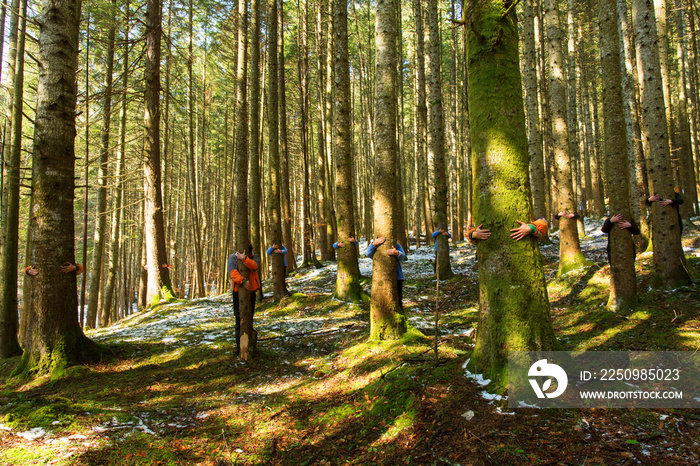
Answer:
[1,237,699,465]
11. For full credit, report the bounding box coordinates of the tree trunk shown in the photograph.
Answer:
[279,0,297,271]
[267,0,288,300]
[567,0,582,219]
[334,0,364,303]
[101,2,129,326]
[371,0,406,341]
[674,0,698,216]
[522,0,545,218]
[1,0,20,183]
[395,1,409,252]
[467,1,558,389]
[86,1,117,328]
[187,0,205,299]
[234,0,254,360]
[618,0,650,250]
[0,0,26,359]
[413,0,428,245]
[427,0,452,279]
[316,0,329,261]
[14,0,99,377]
[544,0,587,275]
[143,0,175,305]
[633,0,691,288]
[299,0,320,268]
[600,0,637,310]
[653,0,678,184]
[250,0,263,266]
[79,8,91,328]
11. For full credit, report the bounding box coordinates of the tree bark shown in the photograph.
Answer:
[544,0,586,275]
[633,0,691,288]
[674,0,698,215]
[86,0,117,328]
[101,0,130,326]
[267,0,288,299]
[143,0,175,305]
[618,0,650,250]
[371,0,406,340]
[187,0,205,298]
[315,0,329,261]
[413,0,428,245]
[15,0,99,377]
[467,1,558,388]
[600,0,637,310]
[427,0,453,279]
[522,0,546,218]
[250,0,263,269]
[334,0,364,303]
[0,0,26,359]
[279,0,297,271]
[234,0,254,360]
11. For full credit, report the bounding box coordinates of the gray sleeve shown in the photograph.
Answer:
[227,254,236,276]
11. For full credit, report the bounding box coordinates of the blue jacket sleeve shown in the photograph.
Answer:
[266,247,274,256]
[396,244,406,262]
[280,246,288,255]
[432,231,439,240]
[332,242,340,249]
[366,243,376,258]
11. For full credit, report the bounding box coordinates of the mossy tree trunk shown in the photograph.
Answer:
[0,0,26,359]
[234,0,254,360]
[427,0,452,279]
[15,0,99,377]
[143,0,175,305]
[334,0,364,303]
[633,0,691,288]
[543,0,586,275]
[600,0,637,310]
[267,0,288,300]
[370,0,406,341]
[466,0,558,389]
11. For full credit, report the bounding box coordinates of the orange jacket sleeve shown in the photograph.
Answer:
[242,257,258,271]
[533,219,549,237]
[75,264,83,275]
[467,227,476,243]
[230,269,244,285]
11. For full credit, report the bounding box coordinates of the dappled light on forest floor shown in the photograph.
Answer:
[2,221,700,464]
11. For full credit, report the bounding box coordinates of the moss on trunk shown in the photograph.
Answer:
[466,1,558,389]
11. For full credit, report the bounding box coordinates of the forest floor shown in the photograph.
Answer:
[1,218,700,465]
